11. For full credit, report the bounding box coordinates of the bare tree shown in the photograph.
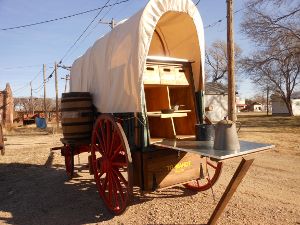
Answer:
[205,40,242,83]
[14,97,57,113]
[241,0,300,116]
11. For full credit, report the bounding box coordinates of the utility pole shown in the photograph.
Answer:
[30,81,34,115]
[43,64,47,121]
[54,62,59,129]
[227,0,236,122]
[99,18,116,30]
[61,74,70,92]
[110,18,115,29]
[266,86,269,116]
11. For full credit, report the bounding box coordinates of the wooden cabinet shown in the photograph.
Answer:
[143,59,197,143]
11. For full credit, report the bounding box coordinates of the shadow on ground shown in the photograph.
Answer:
[0,161,203,225]
[0,163,113,225]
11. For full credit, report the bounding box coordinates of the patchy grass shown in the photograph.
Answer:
[237,113,300,156]
[238,113,300,128]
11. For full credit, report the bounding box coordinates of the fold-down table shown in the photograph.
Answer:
[153,140,275,225]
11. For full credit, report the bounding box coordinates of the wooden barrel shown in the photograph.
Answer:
[61,92,93,142]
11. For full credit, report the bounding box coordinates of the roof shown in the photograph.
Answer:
[205,82,228,95]
[292,91,300,99]
[271,91,300,100]
[252,102,262,105]
[70,0,205,113]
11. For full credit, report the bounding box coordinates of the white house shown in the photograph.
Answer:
[271,92,300,116]
[205,82,228,122]
[236,96,247,112]
[249,102,263,112]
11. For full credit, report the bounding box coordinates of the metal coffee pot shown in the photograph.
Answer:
[213,119,240,151]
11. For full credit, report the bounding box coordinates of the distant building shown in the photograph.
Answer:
[249,102,263,112]
[271,92,300,116]
[236,96,247,112]
[0,83,14,126]
[205,82,228,122]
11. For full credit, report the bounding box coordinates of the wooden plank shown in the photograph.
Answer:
[147,112,188,118]
[149,110,191,113]
[208,157,254,225]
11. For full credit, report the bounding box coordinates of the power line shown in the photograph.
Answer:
[0,0,130,31]
[13,68,43,94]
[204,1,257,29]
[0,64,52,71]
[63,0,122,61]
[59,0,113,64]
[195,0,201,6]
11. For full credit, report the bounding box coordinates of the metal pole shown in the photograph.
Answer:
[30,81,34,114]
[43,64,47,121]
[227,0,236,121]
[54,62,59,129]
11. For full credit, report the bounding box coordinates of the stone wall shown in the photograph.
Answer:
[0,83,14,126]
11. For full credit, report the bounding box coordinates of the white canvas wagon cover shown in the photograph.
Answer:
[70,0,205,113]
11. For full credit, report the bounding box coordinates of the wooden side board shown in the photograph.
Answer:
[132,149,201,191]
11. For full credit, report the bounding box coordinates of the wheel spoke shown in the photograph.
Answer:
[113,167,128,186]
[111,171,126,206]
[100,120,108,154]
[108,129,116,158]
[98,170,104,178]
[111,144,123,160]
[102,173,108,191]
[110,171,121,209]
[106,120,112,156]
[108,172,113,202]
[207,161,217,169]
[93,143,104,155]
[95,130,106,154]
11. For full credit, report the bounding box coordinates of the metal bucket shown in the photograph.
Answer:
[195,124,215,141]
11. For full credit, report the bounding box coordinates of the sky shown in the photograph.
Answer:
[0,0,256,99]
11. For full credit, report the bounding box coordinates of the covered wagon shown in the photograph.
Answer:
[53,0,274,222]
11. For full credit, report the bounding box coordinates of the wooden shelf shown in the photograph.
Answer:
[147,110,191,118]
[149,135,195,144]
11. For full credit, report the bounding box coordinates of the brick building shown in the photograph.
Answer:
[0,83,14,126]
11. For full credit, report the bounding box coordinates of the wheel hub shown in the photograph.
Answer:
[99,157,111,172]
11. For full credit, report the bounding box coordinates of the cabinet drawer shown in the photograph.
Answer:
[144,65,160,84]
[160,66,177,85]
[175,67,189,85]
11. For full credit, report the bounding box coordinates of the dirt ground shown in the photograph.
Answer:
[0,114,300,225]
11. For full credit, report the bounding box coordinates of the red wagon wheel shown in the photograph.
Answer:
[184,158,222,191]
[91,114,133,215]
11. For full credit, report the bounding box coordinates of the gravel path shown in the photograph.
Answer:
[0,123,299,225]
